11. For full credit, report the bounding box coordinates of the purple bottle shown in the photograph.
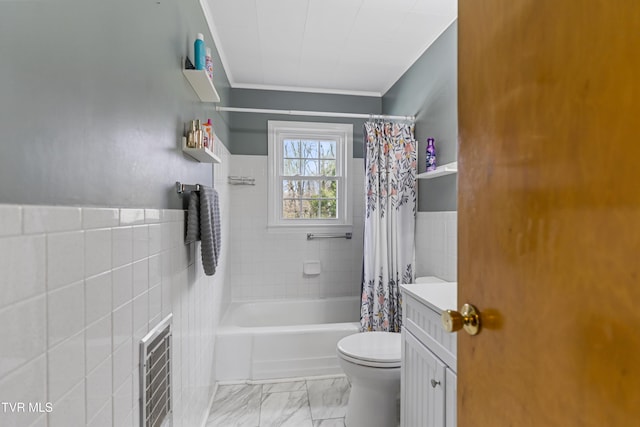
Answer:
[426,138,437,171]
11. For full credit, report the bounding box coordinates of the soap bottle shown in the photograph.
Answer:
[194,33,206,70]
[202,119,213,150]
[205,47,214,81]
[426,138,437,171]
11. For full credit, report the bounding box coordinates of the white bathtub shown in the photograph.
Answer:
[215,297,360,381]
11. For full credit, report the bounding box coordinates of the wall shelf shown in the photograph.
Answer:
[417,161,457,179]
[182,137,221,163]
[182,69,220,103]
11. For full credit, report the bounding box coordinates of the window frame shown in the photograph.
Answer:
[267,120,353,232]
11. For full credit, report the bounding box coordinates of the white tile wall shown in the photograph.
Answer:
[82,208,119,230]
[0,296,47,379]
[0,354,47,427]
[49,380,85,427]
[85,356,112,423]
[47,331,85,403]
[0,205,21,237]
[85,316,112,375]
[23,206,82,235]
[85,229,112,278]
[0,140,231,427]
[415,211,457,282]
[0,234,45,309]
[47,281,84,347]
[47,231,85,290]
[227,155,364,301]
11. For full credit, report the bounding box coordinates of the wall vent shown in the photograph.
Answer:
[140,314,173,427]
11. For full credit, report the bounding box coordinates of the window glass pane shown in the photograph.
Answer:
[319,141,336,159]
[282,180,303,198]
[283,159,301,176]
[283,140,300,158]
[320,160,336,176]
[282,199,301,219]
[320,180,337,198]
[301,140,319,158]
[302,180,320,197]
[301,199,318,218]
[319,199,337,218]
[302,160,320,176]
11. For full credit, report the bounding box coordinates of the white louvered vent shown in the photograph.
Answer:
[140,314,173,427]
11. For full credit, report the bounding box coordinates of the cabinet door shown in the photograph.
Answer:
[445,368,457,427]
[401,330,446,427]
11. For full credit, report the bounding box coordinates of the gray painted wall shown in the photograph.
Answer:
[229,89,381,158]
[382,21,458,212]
[0,0,231,209]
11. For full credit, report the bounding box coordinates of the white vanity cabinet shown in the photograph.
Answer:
[400,281,457,427]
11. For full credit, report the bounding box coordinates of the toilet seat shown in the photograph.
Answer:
[337,332,401,368]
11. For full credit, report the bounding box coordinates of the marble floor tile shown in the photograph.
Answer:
[262,381,306,394]
[306,377,350,421]
[259,390,313,427]
[206,377,350,427]
[313,418,346,427]
[206,384,261,427]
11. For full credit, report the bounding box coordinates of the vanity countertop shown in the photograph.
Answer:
[401,277,457,313]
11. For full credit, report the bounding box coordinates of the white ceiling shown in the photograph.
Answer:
[201,0,457,97]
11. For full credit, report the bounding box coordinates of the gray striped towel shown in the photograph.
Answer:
[185,185,221,276]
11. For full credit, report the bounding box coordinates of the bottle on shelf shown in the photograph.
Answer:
[187,120,197,148]
[194,120,203,149]
[205,47,214,81]
[426,138,437,172]
[202,119,213,150]
[194,33,206,70]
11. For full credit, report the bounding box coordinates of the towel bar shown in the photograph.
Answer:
[306,232,352,240]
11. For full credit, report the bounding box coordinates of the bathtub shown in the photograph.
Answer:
[215,297,360,381]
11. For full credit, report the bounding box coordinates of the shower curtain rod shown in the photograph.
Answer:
[215,106,415,122]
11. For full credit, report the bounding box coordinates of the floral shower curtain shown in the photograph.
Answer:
[360,121,417,332]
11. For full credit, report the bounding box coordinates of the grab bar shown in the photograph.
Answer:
[306,232,352,240]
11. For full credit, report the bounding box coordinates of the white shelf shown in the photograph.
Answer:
[417,161,457,179]
[182,69,220,103]
[182,137,221,163]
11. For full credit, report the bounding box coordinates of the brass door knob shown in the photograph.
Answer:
[441,303,481,335]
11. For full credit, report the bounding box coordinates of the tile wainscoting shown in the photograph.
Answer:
[0,145,230,427]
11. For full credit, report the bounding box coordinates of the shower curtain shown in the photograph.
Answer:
[360,121,417,332]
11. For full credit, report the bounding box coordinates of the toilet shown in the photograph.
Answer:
[337,331,401,427]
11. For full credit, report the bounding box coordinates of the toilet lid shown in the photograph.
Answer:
[337,332,401,367]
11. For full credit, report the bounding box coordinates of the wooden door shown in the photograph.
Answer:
[457,1,640,425]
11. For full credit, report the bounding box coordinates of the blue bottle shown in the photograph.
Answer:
[426,138,437,171]
[194,33,206,70]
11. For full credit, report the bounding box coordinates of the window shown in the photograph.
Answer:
[268,121,353,231]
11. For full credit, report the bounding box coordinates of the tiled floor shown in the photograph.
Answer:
[206,376,350,427]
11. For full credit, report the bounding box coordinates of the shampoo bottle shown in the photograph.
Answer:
[194,33,206,70]
[426,138,437,171]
